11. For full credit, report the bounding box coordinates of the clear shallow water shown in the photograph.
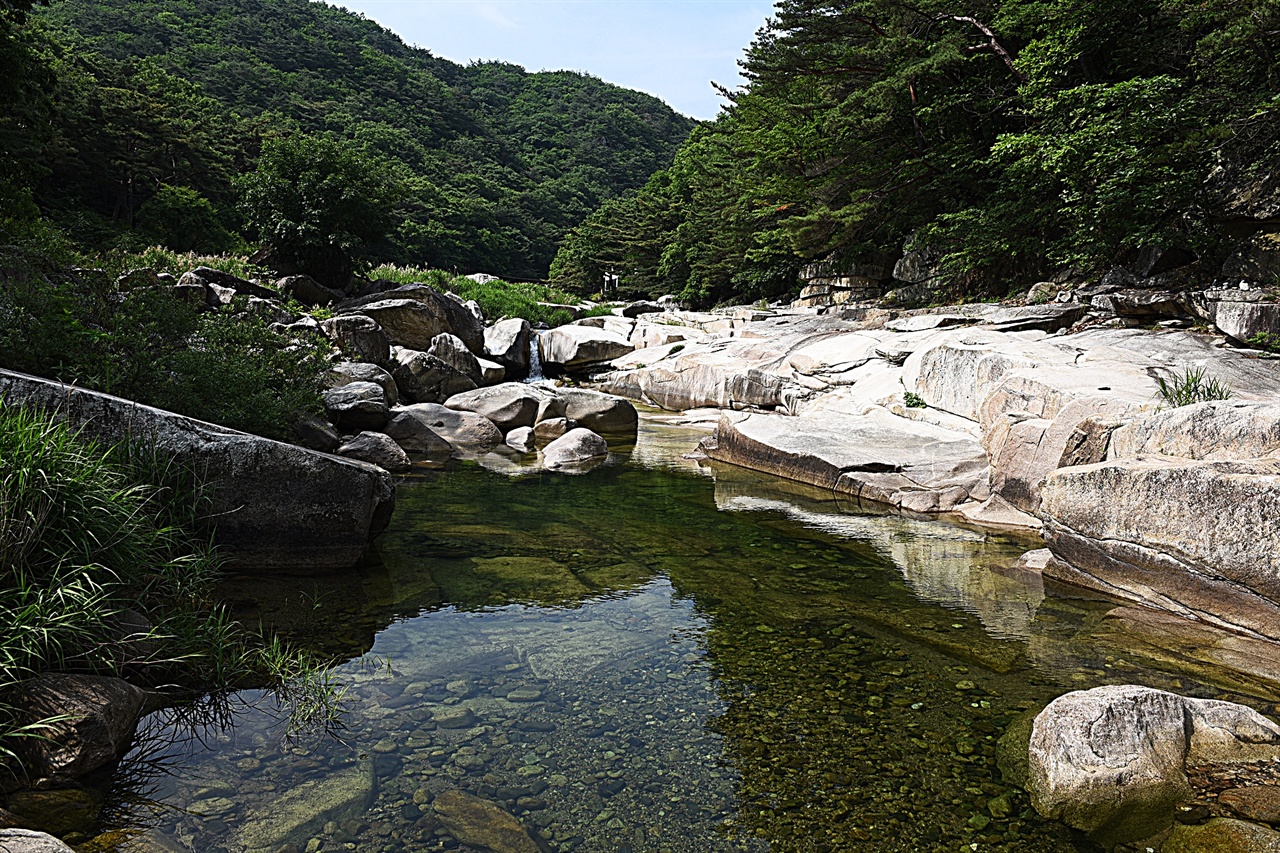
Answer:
[76,419,1277,853]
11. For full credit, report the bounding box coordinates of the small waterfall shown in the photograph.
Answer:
[524,332,544,383]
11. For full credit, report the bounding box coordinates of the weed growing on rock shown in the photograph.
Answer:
[1155,366,1233,407]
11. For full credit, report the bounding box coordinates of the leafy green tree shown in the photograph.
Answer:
[236,133,400,286]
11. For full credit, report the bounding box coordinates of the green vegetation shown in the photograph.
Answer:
[0,248,326,440]
[904,392,927,409]
[0,405,342,767]
[552,0,1280,307]
[3,0,695,280]
[1155,367,1233,408]
[1247,332,1280,354]
[368,264,594,327]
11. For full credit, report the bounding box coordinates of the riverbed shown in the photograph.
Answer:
[87,417,1272,852]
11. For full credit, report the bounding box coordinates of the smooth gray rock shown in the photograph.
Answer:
[1,674,146,782]
[391,348,478,404]
[322,381,389,431]
[541,427,608,469]
[338,284,484,352]
[337,431,411,473]
[236,757,375,853]
[427,332,483,386]
[621,300,664,318]
[444,383,543,431]
[0,369,394,571]
[395,403,503,451]
[320,315,391,367]
[532,416,572,448]
[383,412,454,457]
[477,357,505,385]
[1214,299,1280,343]
[505,426,535,453]
[1109,400,1280,461]
[538,325,633,373]
[560,388,638,434]
[324,362,397,408]
[278,274,343,307]
[0,830,77,852]
[1165,817,1280,853]
[1027,685,1280,844]
[484,318,533,379]
[292,413,342,453]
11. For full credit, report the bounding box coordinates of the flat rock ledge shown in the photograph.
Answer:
[0,368,393,571]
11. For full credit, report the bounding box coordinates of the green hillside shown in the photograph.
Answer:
[11,0,697,278]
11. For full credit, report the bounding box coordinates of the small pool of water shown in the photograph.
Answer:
[86,419,1273,853]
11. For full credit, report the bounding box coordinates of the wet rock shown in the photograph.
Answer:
[337,431,412,473]
[322,381,389,431]
[236,757,376,853]
[394,404,503,452]
[445,384,544,431]
[0,830,77,852]
[1164,817,1280,852]
[484,318,533,379]
[325,362,397,408]
[1219,785,1280,824]
[1027,685,1280,844]
[428,332,484,386]
[391,348,478,404]
[432,790,541,853]
[559,388,638,434]
[505,687,544,703]
[433,707,476,729]
[5,789,101,836]
[320,315,392,367]
[0,369,395,570]
[2,674,145,782]
[383,412,454,457]
[541,428,608,470]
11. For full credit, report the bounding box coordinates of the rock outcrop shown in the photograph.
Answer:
[0,369,394,571]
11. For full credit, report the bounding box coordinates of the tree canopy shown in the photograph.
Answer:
[552,0,1280,306]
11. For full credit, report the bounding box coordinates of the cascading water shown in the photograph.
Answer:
[525,331,544,382]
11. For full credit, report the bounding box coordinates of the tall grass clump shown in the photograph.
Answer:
[0,405,346,767]
[1155,366,1233,408]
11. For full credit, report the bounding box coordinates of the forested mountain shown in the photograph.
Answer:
[6,0,697,278]
[552,0,1280,306]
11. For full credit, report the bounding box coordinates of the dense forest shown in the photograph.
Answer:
[1,0,696,280]
[551,0,1280,306]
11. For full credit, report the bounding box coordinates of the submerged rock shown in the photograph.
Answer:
[1164,817,1280,852]
[236,756,375,853]
[1026,685,1280,844]
[432,790,541,853]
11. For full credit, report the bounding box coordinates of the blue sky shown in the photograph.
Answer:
[330,0,777,119]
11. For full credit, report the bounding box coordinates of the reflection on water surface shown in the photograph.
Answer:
[84,418,1273,853]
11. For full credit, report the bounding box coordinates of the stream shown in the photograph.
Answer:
[77,417,1278,852]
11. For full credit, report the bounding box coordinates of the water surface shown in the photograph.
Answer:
[87,418,1273,853]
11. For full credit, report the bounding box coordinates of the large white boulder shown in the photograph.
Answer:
[541,427,608,470]
[444,383,545,432]
[539,325,633,373]
[1027,685,1280,843]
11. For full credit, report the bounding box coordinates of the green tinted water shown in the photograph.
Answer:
[82,420,1270,852]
